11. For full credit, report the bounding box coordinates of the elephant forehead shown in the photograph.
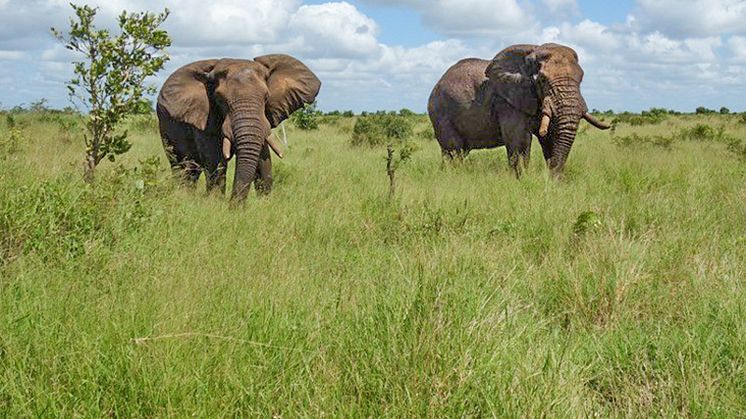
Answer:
[213,59,268,78]
[539,44,578,60]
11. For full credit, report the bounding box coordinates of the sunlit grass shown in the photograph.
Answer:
[1,112,744,416]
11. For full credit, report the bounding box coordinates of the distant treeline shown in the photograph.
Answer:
[1,99,742,118]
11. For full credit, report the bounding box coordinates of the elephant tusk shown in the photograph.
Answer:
[266,134,284,159]
[222,137,233,160]
[583,112,611,130]
[539,114,551,137]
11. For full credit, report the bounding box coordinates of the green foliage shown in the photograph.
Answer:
[292,102,320,130]
[385,140,419,198]
[612,133,675,149]
[612,108,670,126]
[572,210,603,237]
[351,113,414,147]
[720,107,730,115]
[52,3,170,181]
[695,106,716,114]
[399,108,415,117]
[29,98,50,113]
[342,110,355,117]
[0,124,24,157]
[739,113,746,125]
[417,125,436,141]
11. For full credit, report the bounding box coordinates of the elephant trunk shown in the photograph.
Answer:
[549,114,579,175]
[228,99,267,202]
[544,78,584,175]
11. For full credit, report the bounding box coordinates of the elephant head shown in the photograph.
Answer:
[486,43,610,174]
[158,54,321,201]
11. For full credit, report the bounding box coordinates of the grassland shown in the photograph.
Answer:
[1,111,745,416]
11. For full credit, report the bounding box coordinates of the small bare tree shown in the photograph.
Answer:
[52,4,170,182]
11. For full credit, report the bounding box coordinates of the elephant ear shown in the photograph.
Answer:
[485,44,539,116]
[157,60,217,130]
[254,54,321,127]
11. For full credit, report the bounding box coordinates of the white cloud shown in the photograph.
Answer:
[634,0,746,38]
[0,50,26,60]
[290,2,381,59]
[727,35,746,61]
[361,0,532,36]
[541,0,578,16]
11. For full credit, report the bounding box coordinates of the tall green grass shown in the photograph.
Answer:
[1,112,745,416]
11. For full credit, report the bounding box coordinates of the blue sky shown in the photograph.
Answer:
[0,0,744,113]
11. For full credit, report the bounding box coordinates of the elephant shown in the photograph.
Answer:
[157,54,321,201]
[428,43,610,176]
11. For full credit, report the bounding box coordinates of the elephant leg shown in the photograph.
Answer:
[166,139,201,186]
[254,143,273,195]
[435,120,467,165]
[500,112,532,178]
[195,131,226,195]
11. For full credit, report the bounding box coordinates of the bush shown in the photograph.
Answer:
[720,107,730,115]
[52,4,171,182]
[0,125,24,157]
[417,125,435,141]
[696,106,716,115]
[399,108,415,117]
[612,133,674,149]
[292,102,319,130]
[351,114,413,147]
[739,113,746,125]
[342,110,354,118]
[680,124,716,141]
[612,108,668,126]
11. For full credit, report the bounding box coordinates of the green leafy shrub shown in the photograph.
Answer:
[612,108,669,126]
[351,114,413,147]
[0,126,24,157]
[292,102,319,130]
[385,140,419,198]
[417,125,435,141]
[612,133,674,149]
[681,124,717,141]
[696,106,716,114]
[572,210,603,237]
[739,113,746,124]
[52,4,171,182]
[342,110,354,117]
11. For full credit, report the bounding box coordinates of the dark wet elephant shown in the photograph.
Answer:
[157,54,321,201]
[428,43,610,176]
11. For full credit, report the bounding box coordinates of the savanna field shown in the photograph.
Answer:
[1,110,745,416]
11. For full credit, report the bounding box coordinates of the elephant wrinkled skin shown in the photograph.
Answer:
[157,54,321,201]
[428,43,610,176]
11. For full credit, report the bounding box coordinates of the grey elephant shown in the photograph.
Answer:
[428,43,610,176]
[157,54,321,201]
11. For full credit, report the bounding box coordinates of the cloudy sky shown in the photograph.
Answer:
[0,0,745,112]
